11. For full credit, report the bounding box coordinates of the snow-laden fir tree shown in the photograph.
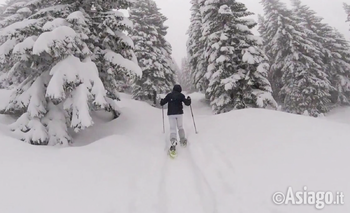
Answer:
[129,0,176,101]
[170,57,181,84]
[329,29,350,104]
[260,0,333,117]
[177,58,196,93]
[0,0,33,88]
[257,14,266,36]
[159,27,177,91]
[199,0,277,113]
[0,0,31,26]
[292,0,350,106]
[257,14,275,95]
[0,0,141,145]
[187,0,207,92]
[344,3,350,29]
[91,2,141,102]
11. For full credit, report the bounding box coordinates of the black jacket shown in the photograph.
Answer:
[160,85,191,115]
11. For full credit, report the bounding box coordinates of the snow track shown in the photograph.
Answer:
[189,134,239,213]
[157,144,216,213]
[153,93,231,213]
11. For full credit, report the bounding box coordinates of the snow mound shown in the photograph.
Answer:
[104,50,142,77]
[0,19,40,39]
[46,55,107,108]
[0,38,17,61]
[13,36,37,54]
[32,26,76,55]
[67,11,87,25]
[42,18,68,31]
[188,107,350,213]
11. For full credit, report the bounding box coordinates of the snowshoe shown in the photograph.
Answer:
[180,138,188,147]
[169,139,177,158]
[169,145,177,158]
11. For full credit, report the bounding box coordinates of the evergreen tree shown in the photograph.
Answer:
[257,14,275,96]
[0,0,141,145]
[0,0,30,27]
[330,29,350,104]
[261,0,333,116]
[170,57,181,84]
[0,0,33,88]
[257,14,267,37]
[292,0,350,106]
[129,0,176,101]
[187,0,207,92]
[344,3,350,29]
[178,58,196,93]
[199,0,276,113]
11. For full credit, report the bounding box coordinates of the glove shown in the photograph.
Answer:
[187,96,191,100]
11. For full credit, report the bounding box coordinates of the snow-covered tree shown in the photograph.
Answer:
[0,0,31,26]
[344,3,350,30]
[261,0,333,117]
[292,0,350,106]
[257,14,266,37]
[187,0,207,91]
[329,29,350,104]
[0,0,33,88]
[129,0,176,101]
[177,58,196,93]
[0,0,141,145]
[199,0,277,113]
[170,57,181,84]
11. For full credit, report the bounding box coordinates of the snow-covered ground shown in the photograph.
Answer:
[0,91,349,213]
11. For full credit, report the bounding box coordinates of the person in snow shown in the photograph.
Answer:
[160,84,191,149]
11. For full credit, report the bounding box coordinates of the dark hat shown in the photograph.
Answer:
[173,84,182,92]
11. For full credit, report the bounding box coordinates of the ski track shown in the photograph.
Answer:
[107,96,235,212]
[160,145,209,213]
[157,152,170,213]
[156,119,215,213]
[186,146,219,213]
[186,115,238,213]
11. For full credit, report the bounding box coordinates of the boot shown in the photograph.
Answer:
[170,138,177,150]
[180,138,187,147]
[169,138,177,158]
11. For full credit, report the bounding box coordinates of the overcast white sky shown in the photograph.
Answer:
[154,0,350,66]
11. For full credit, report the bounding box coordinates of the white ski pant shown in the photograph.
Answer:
[168,114,185,142]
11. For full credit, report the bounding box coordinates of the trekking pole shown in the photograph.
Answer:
[162,106,165,133]
[190,105,198,134]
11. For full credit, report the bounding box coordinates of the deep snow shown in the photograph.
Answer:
[0,91,349,213]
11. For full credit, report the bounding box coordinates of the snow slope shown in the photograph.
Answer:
[0,92,349,213]
[323,106,350,125]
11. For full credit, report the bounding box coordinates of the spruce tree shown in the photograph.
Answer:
[0,0,141,145]
[199,0,276,113]
[330,29,350,104]
[292,0,350,106]
[178,58,196,93]
[0,0,33,88]
[344,3,350,28]
[257,14,276,98]
[187,0,207,91]
[129,0,176,101]
[261,0,333,116]
[257,14,266,37]
[170,57,181,84]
